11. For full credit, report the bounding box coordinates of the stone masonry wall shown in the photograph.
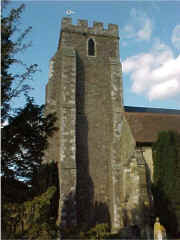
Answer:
[45,47,77,227]
[56,48,77,227]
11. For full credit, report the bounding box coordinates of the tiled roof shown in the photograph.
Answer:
[124,106,180,144]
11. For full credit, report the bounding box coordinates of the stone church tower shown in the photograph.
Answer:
[44,17,152,233]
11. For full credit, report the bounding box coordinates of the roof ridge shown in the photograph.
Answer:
[124,106,180,115]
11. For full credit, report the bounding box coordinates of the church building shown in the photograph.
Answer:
[44,17,180,232]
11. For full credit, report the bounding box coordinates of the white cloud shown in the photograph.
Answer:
[171,25,180,50]
[121,8,152,42]
[122,40,180,101]
[148,79,179,100]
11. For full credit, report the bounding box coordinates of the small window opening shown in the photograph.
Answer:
[88,39,95,56]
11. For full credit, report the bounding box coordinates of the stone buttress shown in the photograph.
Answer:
[44,17,152,232]
[45,46,77,226]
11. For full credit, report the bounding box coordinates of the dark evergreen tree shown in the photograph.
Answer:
[1,1,57,192]
[2,3,58,238]
[152,131,180,236]
[2,97,56,185]
[153,131,176,193]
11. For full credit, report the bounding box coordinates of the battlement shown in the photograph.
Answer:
[61,17,119,38]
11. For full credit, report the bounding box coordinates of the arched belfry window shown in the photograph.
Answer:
[88,38,95,56]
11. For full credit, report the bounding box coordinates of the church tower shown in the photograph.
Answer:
[45,17,151,233]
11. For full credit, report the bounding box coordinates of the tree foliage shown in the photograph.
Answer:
[152,131,180,235]
[1,3,59,239]
[1,1,57,188]
[153,131,177,194]
[2,97,56,184]
[2,186,57,239]
[1,1,38,121]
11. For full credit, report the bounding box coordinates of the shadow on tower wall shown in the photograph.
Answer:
[75,54,111,230]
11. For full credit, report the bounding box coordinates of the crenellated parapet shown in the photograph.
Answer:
[61,17,119,37]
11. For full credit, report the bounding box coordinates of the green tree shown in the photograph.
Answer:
[1,1,57,190]
[152,131,180,236]
[2,97,56,185]
[1,1,38,121]
[153,131,177,194]
[1,4,59,239]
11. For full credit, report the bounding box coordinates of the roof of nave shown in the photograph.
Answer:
[124,106,180,145]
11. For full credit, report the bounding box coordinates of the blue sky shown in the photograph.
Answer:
[7,1,180,110]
